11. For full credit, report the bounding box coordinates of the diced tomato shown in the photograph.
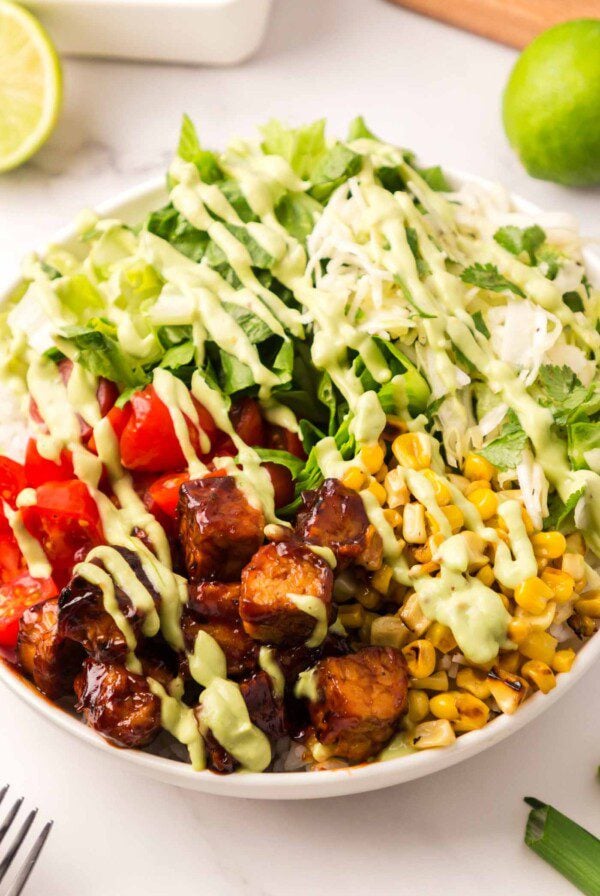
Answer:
[230,398,267,448]
[266,424,305,459]
[119,385,218,473]
[145,472,190,521]
[21,480,103,589]
[87,404,132,454]
[25,439,74,489]
[0,457,27,508]
[0,508,25,585]
[264,462,295,509]
[0,574,57,650]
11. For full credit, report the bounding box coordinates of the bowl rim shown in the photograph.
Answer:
[1,170,598,800]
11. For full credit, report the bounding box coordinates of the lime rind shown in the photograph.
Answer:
[0,0,62,173]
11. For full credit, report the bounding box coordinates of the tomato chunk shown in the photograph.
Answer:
[0,508,25,585]
[145,472,190,520]
[25,439,74,488]
[21,480,103,588]
[230,398,267,448]
[0,574,57,650]
[87,404,132,454]
[0,457,27,508]
[264,462,295,509]
[119,385,218,473]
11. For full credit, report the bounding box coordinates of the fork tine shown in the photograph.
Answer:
[0,786,8,807]
[0,799,23,846]
[0,809,38,885]
[4,821,53,896]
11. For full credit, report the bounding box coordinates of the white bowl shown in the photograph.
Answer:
[1,173,598,800]
[24,0,274,66]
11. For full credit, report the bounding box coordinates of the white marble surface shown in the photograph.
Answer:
[1,1,599,893]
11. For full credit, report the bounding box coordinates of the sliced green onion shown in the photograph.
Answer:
[524,797,600,896]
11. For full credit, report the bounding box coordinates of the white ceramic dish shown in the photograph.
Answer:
[24,0,274,65]
[0,173,598,800]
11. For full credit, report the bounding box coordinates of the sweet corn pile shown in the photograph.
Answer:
[336,424,599,753]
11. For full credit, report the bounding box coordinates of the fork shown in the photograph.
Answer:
[0,786,53,896]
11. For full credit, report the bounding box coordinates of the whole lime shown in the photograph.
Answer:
[503,18,600,186]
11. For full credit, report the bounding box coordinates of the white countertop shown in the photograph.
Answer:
[1,1,599,893]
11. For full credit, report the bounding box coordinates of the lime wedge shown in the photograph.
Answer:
[0,0,62,173]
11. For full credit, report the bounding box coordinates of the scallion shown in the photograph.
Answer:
[524,797,600,896]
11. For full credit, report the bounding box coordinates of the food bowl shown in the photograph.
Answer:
[1,172,598,799]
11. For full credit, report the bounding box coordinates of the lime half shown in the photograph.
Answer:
[0,0,62,173]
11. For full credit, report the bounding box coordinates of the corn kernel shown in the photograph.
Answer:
[370,616,410,650]
[360,443,385,474]
[442,504,464,533]
[403,502,427,544]
[427,621,457,653]
[575,591,600,618]
[519,630,557,665]
[530,531,567,560]
[464,453,495,482]
[400,593,430,635]
[392,432,432,471]
[355,584,382,610]
[371,564,394,595]
[498,651,520,673]
[411,671,449,691]
[476,564,495,588]
[403,639,436,678]
[367,479,387,506]
[521,508,535,535]
[412,543,432,563]
[421,469,452,506]
[521,659,556,694]
[508,618,531,645]
[341,466,366,491]
[384,468,410,508]
[375,463,388,483]
[468,487,498,521]
[412,719,456,749]
[453,692,490,731]
[514,577,553,615]
[552,648,576,674]
[562,552,586,581]
[487,667,529,714]
[514,600,557,632]
[540,567,574,603]
[455,667,491,700]
[429,692,459,721]
[465,478,494,497]
[407,689,429,723]
[338,603,365,629]
[382,508,403,529]
[359,611,377,643]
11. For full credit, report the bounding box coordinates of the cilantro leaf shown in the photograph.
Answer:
[478,410,528,470]
[568,422,600,471]
[460,263,525,298]
[544,487,585,531]
[493,225,546,265]
[534,365,599,426]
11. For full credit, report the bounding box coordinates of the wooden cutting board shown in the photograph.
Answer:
[388,0,600,48]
